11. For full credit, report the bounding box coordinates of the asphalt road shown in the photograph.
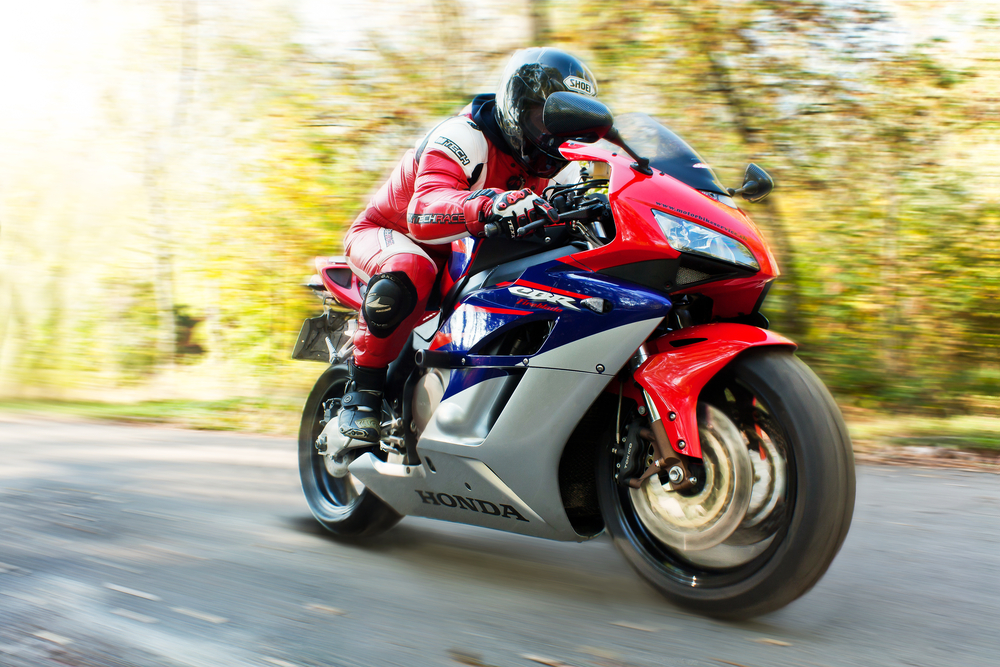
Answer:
[1,417,998,667]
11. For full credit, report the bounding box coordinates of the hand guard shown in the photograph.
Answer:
[484,188,559,239]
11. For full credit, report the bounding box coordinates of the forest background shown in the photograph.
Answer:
[1,0,997,448]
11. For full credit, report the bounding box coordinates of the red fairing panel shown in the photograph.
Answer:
[560,142,779,277]
[557,141,779,320]
[634,323,795,459]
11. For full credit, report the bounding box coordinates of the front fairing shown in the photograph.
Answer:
[558,141,779,285]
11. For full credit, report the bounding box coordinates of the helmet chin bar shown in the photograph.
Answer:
[519,144,568,179]
[516,115,569,178]
[523,104,564,157]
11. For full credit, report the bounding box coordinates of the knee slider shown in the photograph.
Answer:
[362,271,418,339]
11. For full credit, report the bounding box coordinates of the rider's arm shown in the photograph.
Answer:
[407,119,498,243]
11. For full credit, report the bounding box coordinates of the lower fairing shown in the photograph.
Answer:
[350,317,663,541]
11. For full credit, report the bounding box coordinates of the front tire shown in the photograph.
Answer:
[597,348,855,619]
[299,364,401,537]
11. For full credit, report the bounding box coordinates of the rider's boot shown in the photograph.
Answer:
[338,360,386,444]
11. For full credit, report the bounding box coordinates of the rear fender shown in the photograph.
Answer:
[634,323,795,459]
[316,256,363,311]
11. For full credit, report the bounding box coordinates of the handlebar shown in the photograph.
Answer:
[516,204,606,237]
[483,197,607,240]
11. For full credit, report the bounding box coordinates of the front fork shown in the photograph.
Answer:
[611,345,695,490]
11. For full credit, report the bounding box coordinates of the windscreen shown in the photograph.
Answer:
[608,113,728,195]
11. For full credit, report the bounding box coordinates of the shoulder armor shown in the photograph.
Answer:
[415,117,489,183]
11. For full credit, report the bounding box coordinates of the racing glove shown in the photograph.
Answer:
[479,188,559,239]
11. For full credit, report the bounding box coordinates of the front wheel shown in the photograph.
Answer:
[299,364,401,537]
[597,349,855,619]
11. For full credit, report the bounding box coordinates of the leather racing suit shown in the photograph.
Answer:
[344,94,562,370]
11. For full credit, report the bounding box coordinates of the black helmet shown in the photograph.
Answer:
[495,47,599,178]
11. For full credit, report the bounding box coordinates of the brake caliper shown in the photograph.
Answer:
[615,417,694,492]
[614,421,649,486]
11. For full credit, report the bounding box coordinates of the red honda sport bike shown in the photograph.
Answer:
[293,93,855,618]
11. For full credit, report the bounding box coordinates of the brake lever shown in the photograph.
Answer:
[557,204,606,221]
[515,204,605,237]
[515,219,549,237]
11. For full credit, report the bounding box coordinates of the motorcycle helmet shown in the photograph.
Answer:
[495,47,599,178]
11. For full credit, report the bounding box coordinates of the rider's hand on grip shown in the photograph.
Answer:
[486,188,558,239]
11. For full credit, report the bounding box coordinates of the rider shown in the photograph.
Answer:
[338,47,601,444]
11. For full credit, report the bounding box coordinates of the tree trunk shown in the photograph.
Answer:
[144,142,176,367]
[528,0,549,46]
[145,0,199,368]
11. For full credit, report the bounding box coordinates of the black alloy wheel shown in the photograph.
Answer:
[298,364,401,537]
[597,348,855,619]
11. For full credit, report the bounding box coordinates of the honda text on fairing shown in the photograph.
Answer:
[292,93,855,619]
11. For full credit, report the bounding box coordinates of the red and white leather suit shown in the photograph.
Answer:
[345,103,555,369]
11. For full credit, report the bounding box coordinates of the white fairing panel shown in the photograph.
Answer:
[530,319,661,374]
[351,317,663,540]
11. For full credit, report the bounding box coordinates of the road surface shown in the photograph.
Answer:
[1,417,998,667]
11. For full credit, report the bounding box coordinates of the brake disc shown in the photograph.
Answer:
[724,415,788,546]
[629,404,753,551]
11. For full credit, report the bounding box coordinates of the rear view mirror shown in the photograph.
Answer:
[543,92,614,143]
[729,163,774,202]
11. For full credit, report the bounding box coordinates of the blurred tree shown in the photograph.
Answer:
[1,0,994,416]
[529,0,551,45]
[142,0,200,368]
[541,0,993,411]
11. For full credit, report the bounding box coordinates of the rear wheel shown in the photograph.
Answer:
[298,365,401,537]
[597,348,855,618]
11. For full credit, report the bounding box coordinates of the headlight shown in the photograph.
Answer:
[652,209,759,270]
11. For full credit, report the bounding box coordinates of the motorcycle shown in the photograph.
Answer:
[292,93,855,619]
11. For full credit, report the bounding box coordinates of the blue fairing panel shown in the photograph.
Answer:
[448,237,478,282]
[434,259,671,397]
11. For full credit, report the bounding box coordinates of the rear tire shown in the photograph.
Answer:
[597,348,855,618]
[299,365,401,537]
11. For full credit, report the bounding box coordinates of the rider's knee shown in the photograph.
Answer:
[362,271,419,339]
[380,253,437,300]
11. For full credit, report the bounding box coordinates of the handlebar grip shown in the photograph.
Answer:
[483,222,500,238]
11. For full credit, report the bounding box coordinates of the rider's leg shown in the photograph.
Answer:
[340,225,439,442]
